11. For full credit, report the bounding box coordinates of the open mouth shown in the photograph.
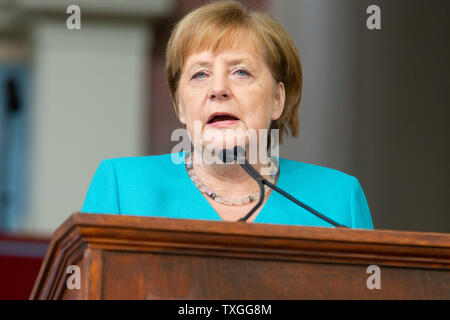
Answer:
[207,113,239,126]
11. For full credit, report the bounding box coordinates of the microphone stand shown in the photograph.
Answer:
[234,148,347,228]
[237,163,265,222]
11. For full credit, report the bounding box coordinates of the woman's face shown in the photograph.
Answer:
[177,40,285,158]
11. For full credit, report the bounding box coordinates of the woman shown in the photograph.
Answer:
[81,1,374,229]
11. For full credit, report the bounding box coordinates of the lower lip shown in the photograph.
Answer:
[207,120,239,127]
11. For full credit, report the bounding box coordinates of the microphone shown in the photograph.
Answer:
[219,147,348,228]
[220,148,266,221]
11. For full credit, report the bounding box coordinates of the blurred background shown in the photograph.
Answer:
[0,0,448,298]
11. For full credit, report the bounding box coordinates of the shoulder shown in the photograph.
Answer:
[90,153,187,192]
[279,157,356,186]
[105,152,176,168]
[101,152,184,179]
[81,152,188,215]
[277,157,373,229]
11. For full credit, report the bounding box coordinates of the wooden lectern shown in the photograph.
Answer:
[31,213,450,299]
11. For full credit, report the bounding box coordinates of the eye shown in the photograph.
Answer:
[235,69,250,77]
[192,71,208,80]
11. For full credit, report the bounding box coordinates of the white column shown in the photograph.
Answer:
[1,0,175,234]
[17,18,151,233]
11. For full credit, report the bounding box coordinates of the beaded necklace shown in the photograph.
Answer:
[185,151,279,206]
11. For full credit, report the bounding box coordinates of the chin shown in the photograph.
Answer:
[202,131,249,151]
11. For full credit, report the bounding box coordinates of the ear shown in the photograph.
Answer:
[271,82,285,121]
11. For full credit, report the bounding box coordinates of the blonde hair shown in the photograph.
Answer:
[166,0,302,144]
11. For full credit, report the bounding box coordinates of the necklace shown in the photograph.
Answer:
[185,151,279,206]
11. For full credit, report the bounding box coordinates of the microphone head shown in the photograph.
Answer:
[233,146,246,162]
[219,146,246,163]
[219,149,235,163]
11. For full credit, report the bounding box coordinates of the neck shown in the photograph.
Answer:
[188,148,274,198]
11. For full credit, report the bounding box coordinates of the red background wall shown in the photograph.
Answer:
[0,234,50,299]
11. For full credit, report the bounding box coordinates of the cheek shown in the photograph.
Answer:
[178,94,203,140]
[241,90,274,128]
[179,91,203,122]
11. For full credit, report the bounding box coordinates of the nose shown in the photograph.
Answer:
[208,74,230,101]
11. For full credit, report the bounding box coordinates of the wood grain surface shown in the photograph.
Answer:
[31,213,450,299]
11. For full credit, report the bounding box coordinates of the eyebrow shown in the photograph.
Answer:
[188,61,212,70]
[227,58,254,67]
[187,58,255,72]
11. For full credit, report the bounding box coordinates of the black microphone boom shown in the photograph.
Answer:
[220,147,348,228]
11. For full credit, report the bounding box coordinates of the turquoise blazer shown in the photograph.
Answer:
[81,152,374,229]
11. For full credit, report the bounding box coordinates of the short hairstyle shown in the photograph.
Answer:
[166,0,302,144]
